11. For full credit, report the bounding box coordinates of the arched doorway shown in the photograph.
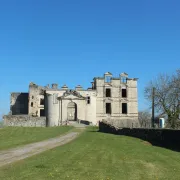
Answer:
[67,102,77,121]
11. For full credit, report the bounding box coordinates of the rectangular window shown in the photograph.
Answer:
[122,89,127,98]
[105,76,111,83]
[40,109,45,117]
[87,96,90,104]
[122,103,127,114]
[106,103,111,114]
[106,88,111,97]
[40,98,44,105]
[53,94,58,104]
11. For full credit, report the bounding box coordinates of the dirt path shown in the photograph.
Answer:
[0,130,81,167]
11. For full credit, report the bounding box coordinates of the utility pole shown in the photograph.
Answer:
[152,87,155,128]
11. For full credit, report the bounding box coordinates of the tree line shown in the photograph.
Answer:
[139,69,180,129]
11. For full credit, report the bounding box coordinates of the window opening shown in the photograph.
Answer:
[122,103,127,114]
[106,88,111,97]
[106,103,111,114]
[105,76,111,83]
[87,96,90,104]
[121,77,127,83]
[40,98,44,105]
[122,89,127,98]
[40,109,45,116]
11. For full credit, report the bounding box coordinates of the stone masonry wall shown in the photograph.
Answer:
[99,121,180,149]
[103,118,139,128]
[10,93,28,115]
[28,83,46,117]
[3,115,46,127]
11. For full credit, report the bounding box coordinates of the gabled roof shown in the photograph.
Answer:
[104,72,112,76]
[120,72,128,77]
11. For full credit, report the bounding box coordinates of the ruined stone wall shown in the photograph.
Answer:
[28,83,46,117]
[94,74,138,123]
[3,115,46,127]
[127,79,138,117]
[10,93,28,115]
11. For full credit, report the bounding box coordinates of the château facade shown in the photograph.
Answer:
[9,72,139,127]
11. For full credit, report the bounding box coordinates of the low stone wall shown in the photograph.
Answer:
[99,121,180,149]
[3,115,46,127]
[102,118,139,128]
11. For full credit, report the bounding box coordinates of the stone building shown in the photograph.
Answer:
[8,72,139,127]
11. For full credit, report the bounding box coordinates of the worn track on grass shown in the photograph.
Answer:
[0,128,84,167]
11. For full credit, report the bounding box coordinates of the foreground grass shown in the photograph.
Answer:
[1,127,180,180]
[0,126,73,150]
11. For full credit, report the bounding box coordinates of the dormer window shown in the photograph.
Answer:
[104,72,112,83]
[105,76,111,83]
[120,72,128,84]
[121,77,127,83]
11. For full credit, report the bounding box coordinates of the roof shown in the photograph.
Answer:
[104,72,112,76]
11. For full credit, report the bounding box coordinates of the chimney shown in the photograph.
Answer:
[61,84,68,90]
[75,85,83,91]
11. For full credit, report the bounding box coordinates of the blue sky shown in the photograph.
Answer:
[0,0,180,118]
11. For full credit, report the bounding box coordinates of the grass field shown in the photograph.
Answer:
[0,126,73,150]
[0,126,180,180]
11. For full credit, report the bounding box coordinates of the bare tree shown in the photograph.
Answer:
[138,111,151,128]
[145,69,180,129]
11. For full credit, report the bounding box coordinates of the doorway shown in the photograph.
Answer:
[67,102,77,121]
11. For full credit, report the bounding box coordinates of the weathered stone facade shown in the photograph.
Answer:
[5,72,139,127]
[3,115,46,127]
[10,93,28,115]
[28,82,47,117]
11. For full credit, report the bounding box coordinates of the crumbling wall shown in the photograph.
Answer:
[28,83,46,117]
[28,83,56,117]
[10,93,28,115]
[3,115,46,127]
[94,72,138,123]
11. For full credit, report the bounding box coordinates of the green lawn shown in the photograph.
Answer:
[0,126,73,150]
[1,127,180,180]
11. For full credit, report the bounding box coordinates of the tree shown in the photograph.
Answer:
[138,111,151,128]
[145,69,180,129]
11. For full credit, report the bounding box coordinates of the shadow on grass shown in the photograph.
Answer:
[147,140,180,152]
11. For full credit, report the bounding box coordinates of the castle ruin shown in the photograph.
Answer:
[4,72,139,127]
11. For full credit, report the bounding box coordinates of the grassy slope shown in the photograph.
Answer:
[0,127,180,180]
[0,126,73,150]
[0,121,3,127]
